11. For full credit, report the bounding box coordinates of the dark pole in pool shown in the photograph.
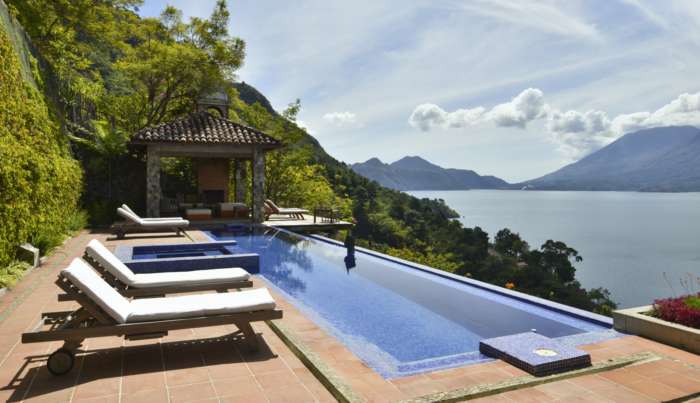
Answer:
[344,229,356,273]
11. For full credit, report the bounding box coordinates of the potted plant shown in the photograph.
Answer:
[613,275,700,354]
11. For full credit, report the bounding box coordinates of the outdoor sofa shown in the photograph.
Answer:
[56,239,253,300]
[22,258,282,375]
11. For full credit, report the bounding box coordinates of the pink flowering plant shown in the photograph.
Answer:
[652,294,700,329]
[653,273,700,329]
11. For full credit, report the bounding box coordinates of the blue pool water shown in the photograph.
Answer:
[131,243,238,260]
[207,227,616,378]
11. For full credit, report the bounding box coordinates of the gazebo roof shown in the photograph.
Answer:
[131,111,281,148]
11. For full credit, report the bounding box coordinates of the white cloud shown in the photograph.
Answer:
[411,90,700,160]
[322,111,359,127]
[408,104,485,131]
[409,88,545,131]
[548,92,700,159]
[486,88,547,128]
[457,0,601,40]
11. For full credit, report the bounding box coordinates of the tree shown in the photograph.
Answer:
[527,240,582,283]
[494,228,529,259]
[109,0,246,131]
[68,120,127,200]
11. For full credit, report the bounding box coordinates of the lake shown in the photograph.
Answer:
[408,190,700,308]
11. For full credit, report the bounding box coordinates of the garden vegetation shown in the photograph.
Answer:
[0,21,82,275]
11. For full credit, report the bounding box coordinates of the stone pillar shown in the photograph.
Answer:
[146,146,161,217]
[234,159,248,203]
[252,146,265,223]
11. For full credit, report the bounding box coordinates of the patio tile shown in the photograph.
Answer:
[625,360,677,378]
[72,393,120,402]
[219,390,269,403]
[121,371,167,396]
[211,375,261,397]
[122,387,169,403]
[166,366,211,386]
[599,368,648,385]
[654,372,700,395]
[622,378,686,401]
[168,381,217,402]
[264,383,316,403]
[255,369,300,389]
[589,384,656,403]
[533,379,590,400]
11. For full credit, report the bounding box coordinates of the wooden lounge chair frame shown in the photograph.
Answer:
[111,221,187,240]
[57,253,253,301]
[264,200,309,220]
[23,273,282,375]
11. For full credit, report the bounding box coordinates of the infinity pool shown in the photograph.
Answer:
[207,227,615,378]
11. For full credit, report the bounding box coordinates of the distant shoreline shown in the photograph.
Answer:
[406,188,700,194]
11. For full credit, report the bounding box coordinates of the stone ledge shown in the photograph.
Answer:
[613,305,700,354]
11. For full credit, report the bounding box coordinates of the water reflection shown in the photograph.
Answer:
[240,228,315,296]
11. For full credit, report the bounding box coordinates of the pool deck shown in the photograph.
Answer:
[184,214,354,233]
[0,230,698,402]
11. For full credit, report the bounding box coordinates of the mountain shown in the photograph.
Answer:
[521,126,700,191]
[233,82,277,116]
[351,156,510,191]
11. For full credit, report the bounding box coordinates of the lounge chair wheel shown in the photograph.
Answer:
[47,348,75,376]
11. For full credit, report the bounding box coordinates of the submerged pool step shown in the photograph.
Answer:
[479,332,591,376]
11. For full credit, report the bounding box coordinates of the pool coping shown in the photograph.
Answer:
[307,233,612,328]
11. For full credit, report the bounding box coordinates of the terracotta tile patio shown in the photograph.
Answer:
[0,230,698,402]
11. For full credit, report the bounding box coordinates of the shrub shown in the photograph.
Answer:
[0,26,82,267]
[653,294,700,329]
[0,260,31,289]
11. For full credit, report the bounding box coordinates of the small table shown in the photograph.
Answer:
[219,203,249,219]
[313,208,337,223]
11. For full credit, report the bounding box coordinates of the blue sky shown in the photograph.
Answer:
[139,1,700,182]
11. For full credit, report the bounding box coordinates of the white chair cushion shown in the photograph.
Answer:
[122,204,184,221]
[138,218,189,227]
[86,239,137,286]
[127,288,276,322]
[117,207,188,227]
[132,267,250,288]
[117,207,143,224]
[121,204,136,215]
[62,259,132,324]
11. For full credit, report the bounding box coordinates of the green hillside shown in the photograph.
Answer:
[0,0,616,314]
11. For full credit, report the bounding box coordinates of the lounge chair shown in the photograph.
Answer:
[56,239,253,299]
[112,207,189,239]
[122,204,185,221]
[264,199,309,220]
[22,258,282,375]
